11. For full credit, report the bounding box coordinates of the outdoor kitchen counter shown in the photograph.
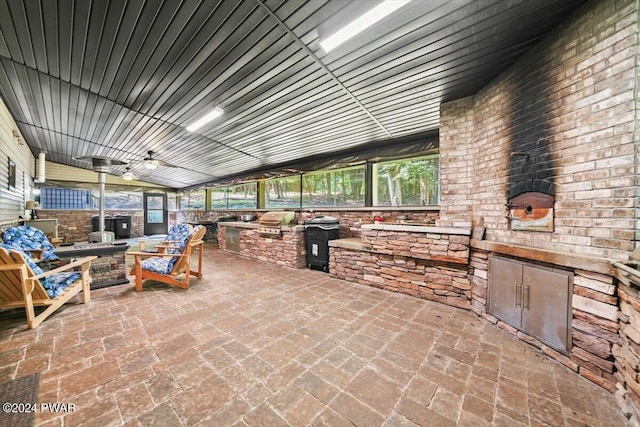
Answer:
[218,221,304,232]
[217,222,306,268]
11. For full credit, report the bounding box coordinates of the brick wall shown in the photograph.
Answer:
[36,210,178,242]
[439,98,475,226]
[440,0,638,259]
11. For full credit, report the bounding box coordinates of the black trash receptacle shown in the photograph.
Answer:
[91,215,114,232]
[113,215,132,239]
[305,215,340,272]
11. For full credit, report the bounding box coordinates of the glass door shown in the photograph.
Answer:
[143,193,168,235]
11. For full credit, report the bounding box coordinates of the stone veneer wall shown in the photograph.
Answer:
[217,226,306,269]
[330,228,473,309]
[360,228,470,263]
[615,271,640,424]
[86,250,127,287]
[330,247,472,309]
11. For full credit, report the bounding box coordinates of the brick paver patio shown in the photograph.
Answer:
[0,244,629,426]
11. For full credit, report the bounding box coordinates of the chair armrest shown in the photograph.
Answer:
[129,251,188,259]
[24,248,44,260]
[30,256,98,280]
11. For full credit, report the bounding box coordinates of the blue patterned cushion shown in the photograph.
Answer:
[0,243,44,275]
[141,257,172,274]
[1,243,79,297]
[165,225,203,272]
[43,272,81,298]
[2,225,58,261]
[143,224,192,254]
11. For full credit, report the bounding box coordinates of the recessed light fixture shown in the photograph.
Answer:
[319,0,412,52]
[186,106,224,132]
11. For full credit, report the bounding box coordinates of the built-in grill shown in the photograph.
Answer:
[258,211,296,236]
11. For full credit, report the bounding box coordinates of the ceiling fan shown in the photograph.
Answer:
[134,150,178,171]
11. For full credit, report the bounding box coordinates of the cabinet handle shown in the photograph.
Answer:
[523,285,529,309]
[515,283,522,308]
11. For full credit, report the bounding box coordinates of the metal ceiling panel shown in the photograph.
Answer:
[0,0,586,189]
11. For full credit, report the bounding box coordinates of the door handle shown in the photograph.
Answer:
[523,285,529,309]
[515,283,522,308]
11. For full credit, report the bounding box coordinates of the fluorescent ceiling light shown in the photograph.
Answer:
[319,0,412,52]
[186,106,224,132]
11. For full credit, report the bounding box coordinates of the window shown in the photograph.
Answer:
[7,159,15,189]
[265,176,301,209]
[180,190,206,210]
[302,166,365,207]
[210,188,227,210]
[41,188,93,209]
[227,184,257,209]
[92,189,143,210]
[372,155,439,206]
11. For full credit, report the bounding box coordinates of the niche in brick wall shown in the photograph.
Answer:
[508,192,554,232]
[506,55,557,232]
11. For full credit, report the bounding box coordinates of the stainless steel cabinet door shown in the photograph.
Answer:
[521,265,571,351]
[489,256,523,327]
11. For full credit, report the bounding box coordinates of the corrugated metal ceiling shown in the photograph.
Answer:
[0,0,585,189]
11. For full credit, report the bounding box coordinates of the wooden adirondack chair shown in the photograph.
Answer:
[130,225,205,291]
[0,246,95,329]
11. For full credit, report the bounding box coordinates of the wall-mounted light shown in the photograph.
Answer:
[319,0,412,52]
[186,106,224,132]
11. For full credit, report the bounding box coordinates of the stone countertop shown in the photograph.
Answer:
[55,242,130,258]
[218,221,305,232]
[361,223,472,235]
[328,238,365,250]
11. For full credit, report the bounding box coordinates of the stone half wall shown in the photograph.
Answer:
[614,270,640,424]
[471,248,620,394]
[438,0,638,259]
[329,246,472,309]
[329,226,473,309]
[360,228,470,264]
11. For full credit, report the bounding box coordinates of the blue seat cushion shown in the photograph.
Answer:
[43,272,82,298]
[2,225,58,261]
[1,243,81,297]
[141,257,173,274]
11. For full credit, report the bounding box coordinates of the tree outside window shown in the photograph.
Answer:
[373,155,439,206]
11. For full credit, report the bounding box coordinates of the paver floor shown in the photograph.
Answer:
[0,244,630,426]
